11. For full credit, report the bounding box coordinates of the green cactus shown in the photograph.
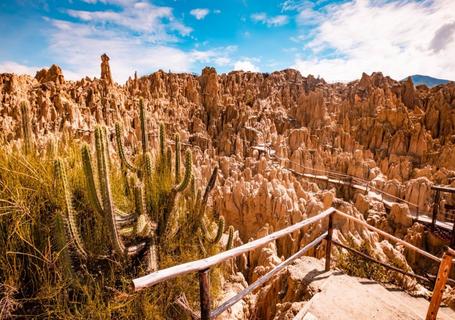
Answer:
[115,122,137,172]
[174,134,181,183]
[52,209,75,280]
[174,150,192,193]
[46,137,58,159]
[166,146,172,175]
[81,144,103,216]
[84,126,126,257]
[201,216,225,244]
[226,225,235,250]
[159,123,165,158]
[139,99,148,155]
[53,159,88,260]
[143,152,154,216]
[20,101,33,155]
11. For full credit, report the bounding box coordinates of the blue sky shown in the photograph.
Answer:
[0,0,454,82]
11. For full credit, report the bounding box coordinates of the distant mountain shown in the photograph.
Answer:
[403,74,451,88]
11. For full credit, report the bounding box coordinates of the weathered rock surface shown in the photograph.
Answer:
[2,59,455,316]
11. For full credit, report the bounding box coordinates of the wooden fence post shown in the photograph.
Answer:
[325,213,334,271]
[425,247,454,320]
[199,268,211,320]
[431,190,440,231]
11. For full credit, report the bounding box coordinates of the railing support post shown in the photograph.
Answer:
[431,190,440,231]
[451,221,455,248]
[199,268,211,320]
[425,246,454,320]
[325,213,333,271]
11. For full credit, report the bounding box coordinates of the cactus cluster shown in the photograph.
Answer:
[52,98,234,274]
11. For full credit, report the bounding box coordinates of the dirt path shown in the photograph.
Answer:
[294,269,455,320]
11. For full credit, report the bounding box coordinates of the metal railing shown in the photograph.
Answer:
[132,208,455,320]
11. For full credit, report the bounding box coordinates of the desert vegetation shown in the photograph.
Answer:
[0,99,234,318]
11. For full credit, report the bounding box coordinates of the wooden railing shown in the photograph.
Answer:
[132,208,455,320]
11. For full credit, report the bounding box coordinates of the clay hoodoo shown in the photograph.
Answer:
[1,54,455,318]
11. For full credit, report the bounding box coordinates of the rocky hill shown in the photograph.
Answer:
[1,55,455,318]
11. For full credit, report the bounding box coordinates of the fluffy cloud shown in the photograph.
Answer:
[234,60,260,72]
[190,8,210,20]
[251,12,289,27]
[292,0,455,81]
[39,1,236,82]
[46,18,234,82]
[0,61,41,76]
[67,1,192,42]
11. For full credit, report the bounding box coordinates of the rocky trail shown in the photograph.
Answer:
[291,257,455,320]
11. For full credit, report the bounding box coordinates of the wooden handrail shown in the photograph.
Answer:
[132,207,453,319]
[132,207,335,290]
[210,232,328,318]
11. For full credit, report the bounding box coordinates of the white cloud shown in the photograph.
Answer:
[233,60,260,72]
[38,2,234,82]
[251,12,289,27]
[44,18,235,82]
[190,8,210,20]
[0,61,41,76]
[67,1,192,41]
[292,0,455,81]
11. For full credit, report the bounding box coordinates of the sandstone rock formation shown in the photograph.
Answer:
[1,56,455,316]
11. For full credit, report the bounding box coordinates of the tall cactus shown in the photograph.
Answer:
[115,122,137,172]
[174,133,181,183]
[139,99,148,155]
[190,167,235,251]
[20,101,33,155]
[83,126,126,257]
[53,159,88,260]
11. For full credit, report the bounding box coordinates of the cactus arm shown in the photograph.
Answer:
[174,134,181,183]
[226,225,234,250]
[133,185,146,217]
[53,159,88,259]
[103,126,112,170]
[143,152,154,213]
[139,99,148,155]
[95,126,126,257]
[202,166,218,208]
[121,167,131,197]
[115,122,137,172]
[173,150,192,192]
[166,146,172,175]
[212,216,225,243]
[52,210,74,279]
[201,216,225,244]
[81,144,103,216]
[145,238,158,272]
[159,123,165,158]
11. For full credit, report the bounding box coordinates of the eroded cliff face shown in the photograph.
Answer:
[1,59,455,317]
